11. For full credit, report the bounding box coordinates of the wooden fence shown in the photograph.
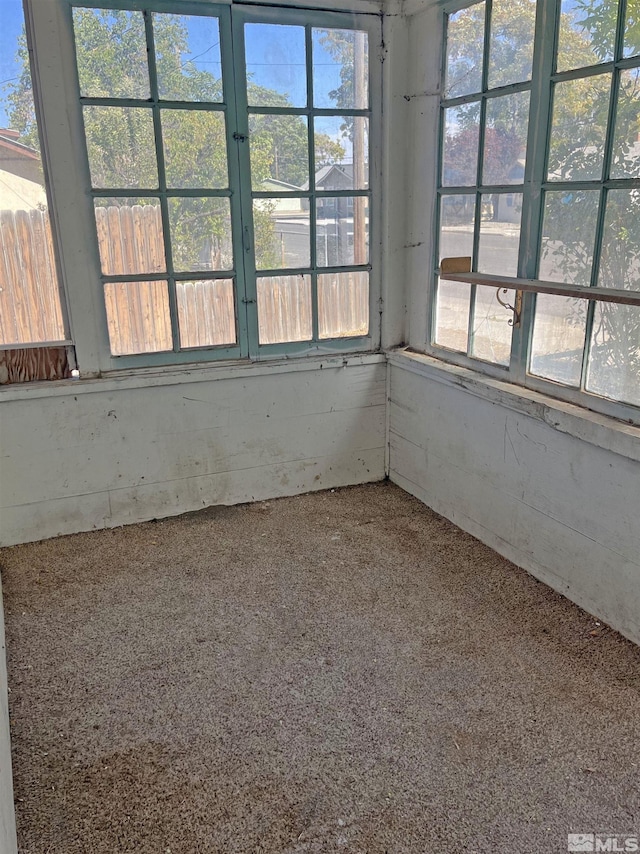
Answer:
[1,205,369,355]
[0,208,66,345]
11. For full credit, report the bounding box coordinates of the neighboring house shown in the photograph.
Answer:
[305,163,370,265]
[0,129,47,211]
[493,158,526,224]
[304,163,366,220]
[257,178,306,216]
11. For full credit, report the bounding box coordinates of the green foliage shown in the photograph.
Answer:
[6,9,308,271]
[541,0,640,386]
[314,133,346,169]
[443,0,640,389]
[487,0,536,87]
[316,29,368,145]
[247,83,345,188]
[444,2,485,98]
[248,90,309,187]
[4,31,39,151]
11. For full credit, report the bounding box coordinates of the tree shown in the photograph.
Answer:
[5,9,314,272]
[542,0,640,394]
[444,0,640,394]
[5,30,39,152]
[315,28,368,263]
[314,133,346,169]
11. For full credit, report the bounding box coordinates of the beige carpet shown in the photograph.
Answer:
[2,482,640,853]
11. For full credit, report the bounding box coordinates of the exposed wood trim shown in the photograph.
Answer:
[439,268,640,307]
[0,347,72,384]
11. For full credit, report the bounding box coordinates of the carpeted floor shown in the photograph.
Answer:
[2,482,640,853]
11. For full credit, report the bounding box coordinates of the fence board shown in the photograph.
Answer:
[0,212,19,344]
[1,205,370,356]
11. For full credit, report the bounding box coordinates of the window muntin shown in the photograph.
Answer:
[432,0,640,422]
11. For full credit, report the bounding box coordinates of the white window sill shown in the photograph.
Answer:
[387,348,640,463]
[0,352,385,403]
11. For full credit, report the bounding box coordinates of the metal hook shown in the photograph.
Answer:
[496,287,521,328]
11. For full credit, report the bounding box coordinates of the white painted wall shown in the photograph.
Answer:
[384,0,640,648]
[401,2,442,352]
[0,580,17,854]
[388,352,640,647]
[0,355,386,546]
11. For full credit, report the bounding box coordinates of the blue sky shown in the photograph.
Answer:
[0,4,359,139]
[0,0,24,127]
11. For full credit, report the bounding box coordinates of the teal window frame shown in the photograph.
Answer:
[65,0,380,370]
[430,0,640,425]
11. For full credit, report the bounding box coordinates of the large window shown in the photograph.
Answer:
[432,0,640,422]
[0,1,376,377]
[69,2,374,367]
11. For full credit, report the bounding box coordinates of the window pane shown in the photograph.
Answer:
[482,92,529,185]
[316,197,369,267]
[318,271,369,339]
[104,280,172,355]
[586,303,640,406]
[442,103,480,187]
[257,275,312,343]
[0,208,66,346]
[245,24,307,108]
[610,68,640,179]
[312,29,368,109]
[161,110,228,189]
[487,0,535,88]
[477,193,522,276]
[0,0,67,348]
[599,189,640,290]
[83,106,158,189]
[547,75,610,182]
[168,198,233,272]
[444,4,485,99]
[249,114,308,191]
[435,279,471,352]
[557,0,617,71]
[253,199,310,270]
[72,8,149,99]
[314,116,369,190]
[623,2,640,59]
[539,190,599,285]
[153,14,222,102]
[530,295,587,386]
[470,285,514,365]
[177,279,236,348]
[439,195,475,263]
[94,200,166,276]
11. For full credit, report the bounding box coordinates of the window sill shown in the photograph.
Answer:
[0,351,385,403]
[387,348,640,463]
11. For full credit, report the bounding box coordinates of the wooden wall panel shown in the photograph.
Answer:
[0,347,71,384]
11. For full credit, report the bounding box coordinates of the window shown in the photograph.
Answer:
[65,2,375,367]
[0,1,376,377]
[0,0,73,382]
[432,0,640,422]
